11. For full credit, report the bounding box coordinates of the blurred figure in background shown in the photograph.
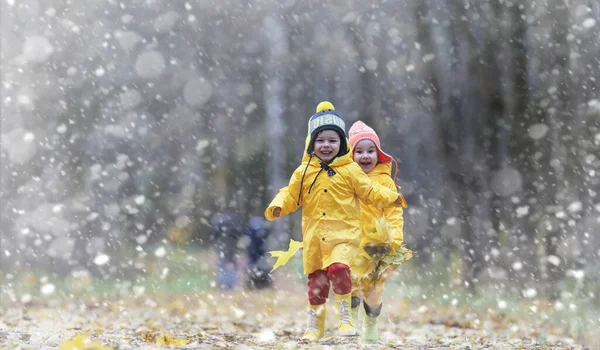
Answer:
[210,208,243,290]
[245,216,273,289]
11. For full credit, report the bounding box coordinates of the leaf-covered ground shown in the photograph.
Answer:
[0,279,593,350]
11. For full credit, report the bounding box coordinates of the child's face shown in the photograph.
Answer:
[314,129,341,163]
[353,139,378,173]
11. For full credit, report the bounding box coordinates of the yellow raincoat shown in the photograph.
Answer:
[352,162,413,282]
[265,150,402,275]
[360,163,404,248]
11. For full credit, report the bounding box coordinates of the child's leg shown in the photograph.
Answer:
[350,277,362,328]
[362,279,385,311]
[328,263,356,335]
[361,279,384,342]
[215,236,239,290]
[363,263,400,305]
[361,264,399,342]
[327,263,352,295]
[308,269,330,305]
[303,269,329,340]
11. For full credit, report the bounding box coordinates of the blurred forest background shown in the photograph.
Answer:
[1,0,600,313]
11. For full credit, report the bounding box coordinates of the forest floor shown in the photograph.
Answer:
[1,249,598,349]
[1,277,596,350]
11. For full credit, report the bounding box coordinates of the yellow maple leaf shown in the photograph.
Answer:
[368,217,391,243]
[59,333,110,350]
[268,239,303,272]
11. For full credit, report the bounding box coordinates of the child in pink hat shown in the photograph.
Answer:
[348,120,413,342]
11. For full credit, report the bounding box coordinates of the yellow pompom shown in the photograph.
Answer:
[316,101,335,112]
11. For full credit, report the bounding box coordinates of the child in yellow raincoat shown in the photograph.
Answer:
[265,102,407,341]
[348,120,413,342]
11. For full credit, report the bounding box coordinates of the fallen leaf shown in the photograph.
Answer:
[140,330,156,343]
[59,333,111,350]
[268,239,303,272]
[155,333,191,347]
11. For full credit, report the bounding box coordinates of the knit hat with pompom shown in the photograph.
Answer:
[305,101,348,156]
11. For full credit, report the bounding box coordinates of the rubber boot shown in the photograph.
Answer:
[302,304,326,340]
[362,315,379,342]
[350,296,361,331]
[335,293,356,336]
[362,302,382,342]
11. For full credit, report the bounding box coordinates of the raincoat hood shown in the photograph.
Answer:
[348,120,393,164]
[368,162,392,177]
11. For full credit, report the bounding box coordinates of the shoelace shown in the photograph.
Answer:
[306,309,319,332]
[339,300,351,325]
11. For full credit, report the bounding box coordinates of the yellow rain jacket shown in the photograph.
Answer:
[360,163,404,247]
[265,150,402,275]
[352,163,413,280]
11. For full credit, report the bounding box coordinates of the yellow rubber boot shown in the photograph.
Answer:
[362,315,379,342]
[335,293,356,336]
[302,304,326,341]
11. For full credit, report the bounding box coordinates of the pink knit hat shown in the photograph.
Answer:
[348,121,393,163]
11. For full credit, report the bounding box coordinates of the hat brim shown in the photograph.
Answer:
[306,125,348,156]
[377,148,393,163]
[351,137,393,163]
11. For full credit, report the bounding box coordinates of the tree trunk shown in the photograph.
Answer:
[264,15,289,243]
[543,0,571,299]
[506,2,539,285]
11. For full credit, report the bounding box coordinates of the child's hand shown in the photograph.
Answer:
[395,194,408,208]
[273,207,282,217]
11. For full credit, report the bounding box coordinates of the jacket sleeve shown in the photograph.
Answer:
[346,163,400,208]
[264,166,303,221]
[381,176,405,245]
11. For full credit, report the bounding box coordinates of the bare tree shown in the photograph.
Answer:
[264,15,290,242]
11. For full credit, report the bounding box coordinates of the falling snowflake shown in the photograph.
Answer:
[527,124,549,140]
[20,294,32,304]
[93,254,110,266]
[23,132,35,143]
[183,78,213,106]
[523,288,537,298]
[134,51,166,79]
[134,195,146,205]
[515,206,529,217]
[512,261,523,271]
[582,18,596,28]
[154,247,166,258]
[94,66,106,77]
[546,255,561,266]
[40,283,56,295]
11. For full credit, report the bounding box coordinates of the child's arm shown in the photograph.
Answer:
[381,176,405,246]
[264,167,303,221]
[347,163,406,208]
